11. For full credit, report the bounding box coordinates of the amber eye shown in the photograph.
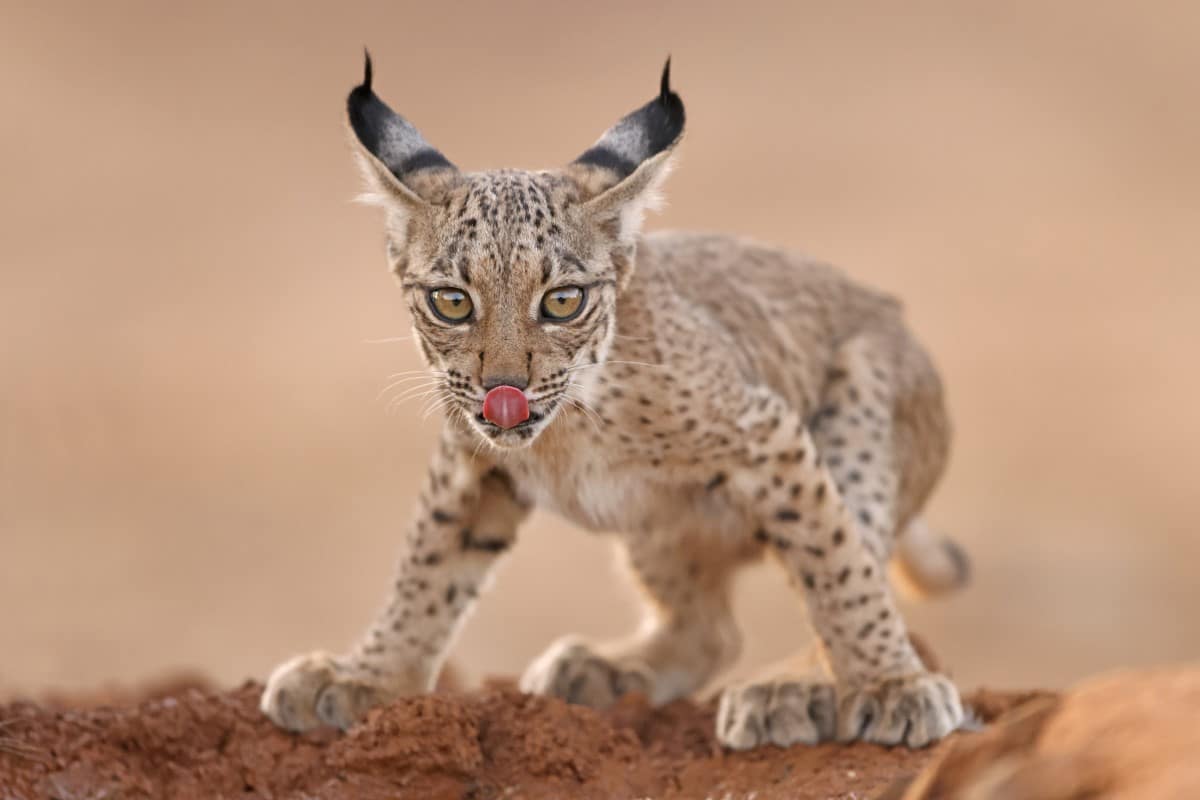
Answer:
[428,288,473,323]
[540,286,586,321]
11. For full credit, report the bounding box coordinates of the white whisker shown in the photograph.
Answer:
[383,368,443,379]
[564,359,665,374]
[421,394,458,422]
[471,430,491,459]
[562,387,606,435]
[564,397,603,435]
[364,334,415,344]
[386,383,443,406]
[387,388,443,414]
[376,371,446,401]
[384,369,440,379]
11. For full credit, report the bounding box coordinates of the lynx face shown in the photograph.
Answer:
[348,56,684,448]
[397,171,622,446]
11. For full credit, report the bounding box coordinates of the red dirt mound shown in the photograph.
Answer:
[0,680,1037,800]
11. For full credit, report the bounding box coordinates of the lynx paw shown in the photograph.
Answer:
[260,652,395,732]
[519,638,652,709]
[837,671,964,748]
[716,680,838,749]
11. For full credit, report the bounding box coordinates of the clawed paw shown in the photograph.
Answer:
[519,638,652,709]
[716,680,838,749]
[260,652,396,732]
[837,671,964,748]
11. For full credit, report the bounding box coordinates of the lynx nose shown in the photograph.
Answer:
[482,385,530,429]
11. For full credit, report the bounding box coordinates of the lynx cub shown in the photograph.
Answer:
[262,56,969,749]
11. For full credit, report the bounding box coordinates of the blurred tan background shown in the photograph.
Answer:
[2,0,1198,699]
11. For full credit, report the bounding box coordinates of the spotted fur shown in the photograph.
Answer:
[261,56,969,749]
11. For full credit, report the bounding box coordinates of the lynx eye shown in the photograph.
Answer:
[428,288,473,323]
[540,286,586,321]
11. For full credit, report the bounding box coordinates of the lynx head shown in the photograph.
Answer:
[348,54,684,448]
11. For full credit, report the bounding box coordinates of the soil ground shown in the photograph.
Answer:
[3,2,1200,705]
[0,679,1040,800]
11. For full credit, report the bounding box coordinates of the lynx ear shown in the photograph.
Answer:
[347,52,462,207]
[568,59,685,241]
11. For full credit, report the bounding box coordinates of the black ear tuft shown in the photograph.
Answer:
[653,55,684,149]
[346,54,457,192]
[572,58,686,181]
[362,48,373,92]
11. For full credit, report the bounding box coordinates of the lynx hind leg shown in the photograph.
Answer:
[521,532,743,708]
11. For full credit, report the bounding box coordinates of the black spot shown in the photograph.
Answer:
[431,509,455,524]
[706,472,727,491]
[776,509,801,522]
[857,622,876,639]
[804,545,826,558]
[837,566,851,585]
[832,529,846,546]
[460,528,511,553]
[572,147,638,176]
[445,585,457,605]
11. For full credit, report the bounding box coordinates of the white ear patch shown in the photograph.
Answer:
[615,154,676,243]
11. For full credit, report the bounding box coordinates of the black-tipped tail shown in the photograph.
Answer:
[892,519,972,599]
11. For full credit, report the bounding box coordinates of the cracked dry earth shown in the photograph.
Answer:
[0,675,1041,800]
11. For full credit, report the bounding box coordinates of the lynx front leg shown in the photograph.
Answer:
[261,434,528,731]
[717,395,962,749]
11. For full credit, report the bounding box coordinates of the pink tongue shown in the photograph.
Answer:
[482,385,530,429]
